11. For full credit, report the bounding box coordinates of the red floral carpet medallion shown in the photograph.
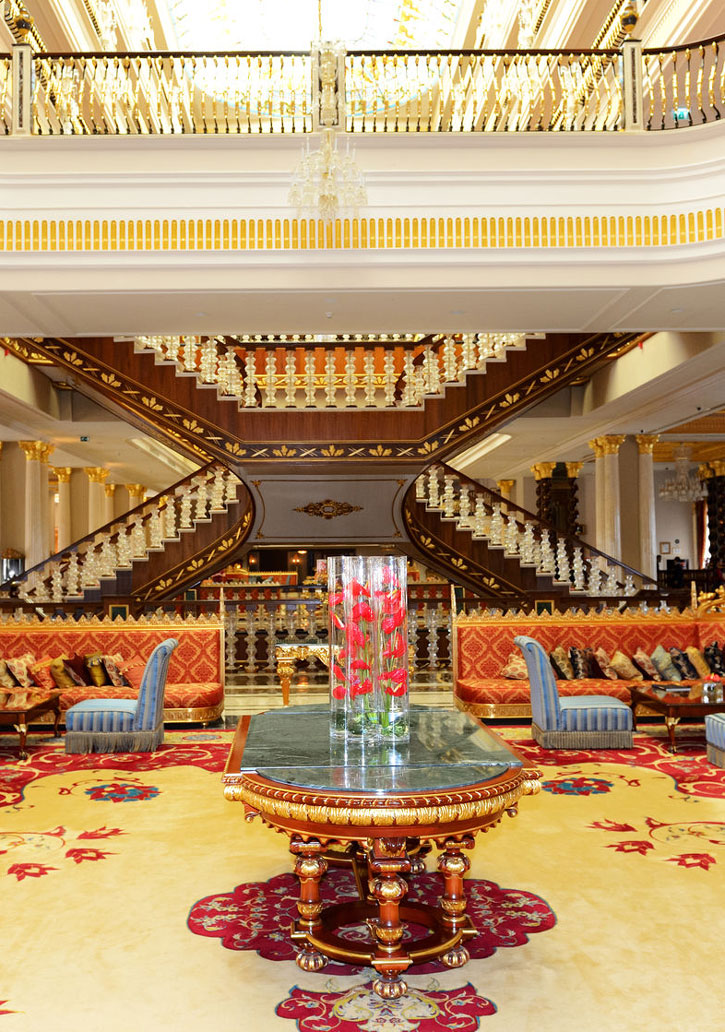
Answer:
[276,981,496,1031]
[188,867,555,974]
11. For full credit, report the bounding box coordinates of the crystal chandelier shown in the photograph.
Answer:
[289,40,367,222]
[658,445,707,503]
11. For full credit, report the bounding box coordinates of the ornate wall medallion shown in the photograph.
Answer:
[294,499,363,519]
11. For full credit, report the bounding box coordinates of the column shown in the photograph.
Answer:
[85,467,109,532]
[0,442,3,550]
[19,441,54,568]
[701,461,725,570]
[531,463,556,523]
[588,438,606,553]
[52,466,73,552]
[496,479,515,513]
[635,435,659,580]
[601,435,626,559]
[104,482,116,524]
[564,463,583,537]
[126,483,146,509]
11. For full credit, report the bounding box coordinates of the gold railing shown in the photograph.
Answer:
[3,37,723,135]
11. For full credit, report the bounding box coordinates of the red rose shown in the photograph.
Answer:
[331,684,347,700]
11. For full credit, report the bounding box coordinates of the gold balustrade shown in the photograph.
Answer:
[0,38,716,135]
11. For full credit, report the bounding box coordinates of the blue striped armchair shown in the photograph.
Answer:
[514,635,633,749]
[705,713,725,767]
[64,638,178,754]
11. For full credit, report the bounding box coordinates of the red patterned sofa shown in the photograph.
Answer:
[0,614,224,725]
[453,607,723,719]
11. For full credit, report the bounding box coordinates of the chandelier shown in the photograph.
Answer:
[659,445,707,503]
[289,40,367,222]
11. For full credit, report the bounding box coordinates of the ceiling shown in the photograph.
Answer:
[1,0,725,490]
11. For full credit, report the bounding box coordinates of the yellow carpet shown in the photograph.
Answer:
[1,727,723,1031]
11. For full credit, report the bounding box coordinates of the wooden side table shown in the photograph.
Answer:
[0,691,63,759]
[224,706,541,999]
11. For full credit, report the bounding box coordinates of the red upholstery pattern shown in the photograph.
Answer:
[454,612,725,714]
[0,619,223,720]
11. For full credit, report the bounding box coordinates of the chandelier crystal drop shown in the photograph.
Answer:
[289,130,368,222]
[658,445,707,503]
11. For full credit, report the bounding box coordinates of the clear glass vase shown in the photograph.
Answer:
[327,554,409,743]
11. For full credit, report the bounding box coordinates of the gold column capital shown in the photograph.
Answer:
[51,465,73,483]
[636,434,659,454]
[19,440,54,463]
[565,461,583,479]
[104,482,117,497]
[84,466,109,484]
[497,479,515,495]
[125,483,146,496]
[588,437,606,459]
[601,434,627,455]
[701,459,725,479]
[530,463,556,481]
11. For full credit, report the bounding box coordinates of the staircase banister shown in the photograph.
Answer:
[436,461,657,587]
[642,32,725,54]
[0,459,219,593]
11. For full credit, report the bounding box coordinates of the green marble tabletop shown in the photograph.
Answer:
[237,705,522,793]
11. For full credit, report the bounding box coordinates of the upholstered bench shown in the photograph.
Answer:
[0,614,224,725]
[705,713,725,767]
[454,607,722,720]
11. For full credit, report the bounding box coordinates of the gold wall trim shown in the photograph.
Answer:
[1,210,724,252]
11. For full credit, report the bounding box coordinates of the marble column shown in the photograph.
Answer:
[19,441,54,568]
[85,467,109,532]
[588,438,607,553]
[701,460,725,570]
[126,483,146,510]
[601,435,626,559]
[496,479,515,514]
[52,466,73,552]
[104,482,116,525]
[635,434,659,580]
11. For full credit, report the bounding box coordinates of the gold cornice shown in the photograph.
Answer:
[564,461,583,478]
[19,440,53,463]
[84,466,109,483]
[530,463,556,481]
[636,433,659,454]
[50,465,72,483]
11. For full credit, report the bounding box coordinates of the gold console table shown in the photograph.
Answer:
[274,641,330,705]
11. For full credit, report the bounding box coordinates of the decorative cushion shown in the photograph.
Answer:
[5,654,37,688]
[65,653,90,685]
[669,647,698,680]
[686,646,711,679]
[632,648,658,680]
[30,656,56,692]
[0,691,8,707]
[610,651,643,680]
[0,658,19,689]
[651,644,681,681]
[85,653,110,687]
[593,647,619,680]
[103,654,130,687]
[50,657,85,690]
[124,663,146,688]
[499,652,529,679]
[550,645,574,680]
[569,646,595,679]
[704,642,725,676]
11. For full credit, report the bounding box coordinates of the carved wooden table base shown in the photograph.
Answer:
[274,642,330,705]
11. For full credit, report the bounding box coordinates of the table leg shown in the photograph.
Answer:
[368,837,412,999]
[665,716,680,753]
[438,835,474,968]
[290,837,328,972]
[276,659,294,706]
[630,702,639,731]
[13,722,28,761]
[52,701,62,738]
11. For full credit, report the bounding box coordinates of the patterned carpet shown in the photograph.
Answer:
[1,725,724,1031]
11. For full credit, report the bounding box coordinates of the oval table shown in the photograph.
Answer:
[223,705,541,1000]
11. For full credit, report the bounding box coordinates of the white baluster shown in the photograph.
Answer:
[539,533,555,574]
[324,351,336,406]
[82,545,99,588]
[116,526,133,568]
[415,475,426,502]
[179,488,193,530]
[164,335,182,363]
[401,352,417,407]
[131,520,147,558]
[504,516,519,555]
[284,350,297,406]
[363,350,376,406]
[50,563,63,601]
[209,472,226,512]
[383,350,396,407]
[489,503,504,546]
[65,551,81,595]
[472,494,488,539]
[343,350,356,406]
[163,496,179,538]
[149,509,163,550]
[442,336,457,382]
[194,480,209,522]
[460,333,476,373]
[604,566,619,596]
[224,472,238,506]
[426,467,441,510]
[182,336,198,373]
[304,351,317,406]
[555,539,570,583]
[457,485,472,529]
[243,353,258,407]
[520,523,536,564]
[571,547,586,590]
[263,350,277,407]
[199,339,217,383]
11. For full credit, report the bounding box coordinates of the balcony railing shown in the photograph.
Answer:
[4,35,724,136]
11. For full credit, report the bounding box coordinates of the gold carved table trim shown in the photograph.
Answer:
[274,641,330,705]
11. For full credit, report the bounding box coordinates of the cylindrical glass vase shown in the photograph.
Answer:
[327,554,409,743]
